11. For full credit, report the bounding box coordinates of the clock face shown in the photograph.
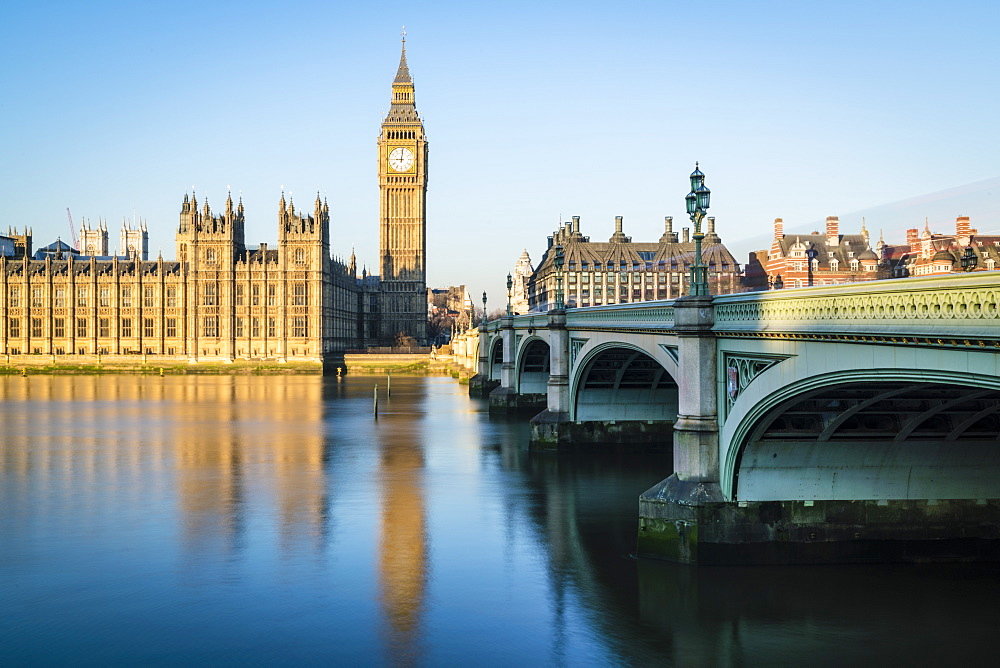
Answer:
[388,147,414,172]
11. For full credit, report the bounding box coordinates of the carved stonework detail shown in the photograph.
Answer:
[570,337,589,367]
[722,353,793,408]
[658,344,679,363]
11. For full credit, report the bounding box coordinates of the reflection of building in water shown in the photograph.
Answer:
[377,417,427,665]
[0,376,328,556]
[172,377,327,552]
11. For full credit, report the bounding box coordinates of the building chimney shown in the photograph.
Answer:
[572,215,581,236]
[955,216,976,245]
[660,216,679,244]
[906,228,919,247]
[707,216,716,234]
[774,218,784,239]
[826,216,840,246]
[610,215,627,243]
[682,227,690,243]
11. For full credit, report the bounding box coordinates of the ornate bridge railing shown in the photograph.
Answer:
[712,273,1000,345]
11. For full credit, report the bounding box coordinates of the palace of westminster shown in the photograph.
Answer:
[0,41,429,361]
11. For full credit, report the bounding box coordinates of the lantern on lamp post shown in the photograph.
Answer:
[506,273,513,316]
[553,244,565,310]
[685,163,711,296]
[961,245,978,272]
[806,247,818,286]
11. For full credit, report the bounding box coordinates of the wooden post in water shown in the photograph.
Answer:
[387,372,391,397]
[373,384,378,418]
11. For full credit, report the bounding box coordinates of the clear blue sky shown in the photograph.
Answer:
[2,0,998,303]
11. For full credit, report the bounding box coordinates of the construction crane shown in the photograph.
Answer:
[66,208,78,250]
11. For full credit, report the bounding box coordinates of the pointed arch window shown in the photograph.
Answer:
[203,283,217,306]
[293,282,307,306]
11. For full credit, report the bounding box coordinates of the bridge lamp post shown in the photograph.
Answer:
[506,273,513,316]
[685,163,711,296]
[806,247,818,286]
[961,245,978,272]
[554,244,565,310]
[482,291,488,326]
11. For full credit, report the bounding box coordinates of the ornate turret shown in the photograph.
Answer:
[278,189,329,271]
[80,218,109,256]
[385,31,419,122]
[175,189,246,265]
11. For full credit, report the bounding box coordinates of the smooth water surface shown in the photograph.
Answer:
[1,375,998,665]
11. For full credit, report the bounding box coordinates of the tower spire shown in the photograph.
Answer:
[395,26,411,84]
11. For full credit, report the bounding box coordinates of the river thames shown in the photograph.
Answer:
[1,374,997,665]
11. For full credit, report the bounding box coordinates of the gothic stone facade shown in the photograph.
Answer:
[1,41,430,358]
[1,193,360,360]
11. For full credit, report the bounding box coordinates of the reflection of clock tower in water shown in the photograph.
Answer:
[378,34,428,345]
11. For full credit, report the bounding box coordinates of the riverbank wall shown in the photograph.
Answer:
[0,352,461,376]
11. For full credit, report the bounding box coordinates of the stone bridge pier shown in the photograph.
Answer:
[468,324,498,398]
[486,316,519,409]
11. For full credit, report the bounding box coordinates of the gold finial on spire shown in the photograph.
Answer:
[402,25,406,42]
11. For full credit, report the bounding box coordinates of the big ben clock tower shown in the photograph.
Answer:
[378,31,428,345]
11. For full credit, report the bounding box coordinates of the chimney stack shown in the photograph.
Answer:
[660,216,679,243]
[906,228,919,247]
[707,216,716,235]
[682,227,690,243]
[774,218,784,238]
[572,215,581,236]
[610,215,627,243]
[955,216,976,243]
[826,216,840,246]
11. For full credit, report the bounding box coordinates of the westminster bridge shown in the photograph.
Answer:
[461,272,1000,564]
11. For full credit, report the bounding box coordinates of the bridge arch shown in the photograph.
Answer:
[724,369,1000,502]
[516,337,550,395]
[571,343,678,422]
